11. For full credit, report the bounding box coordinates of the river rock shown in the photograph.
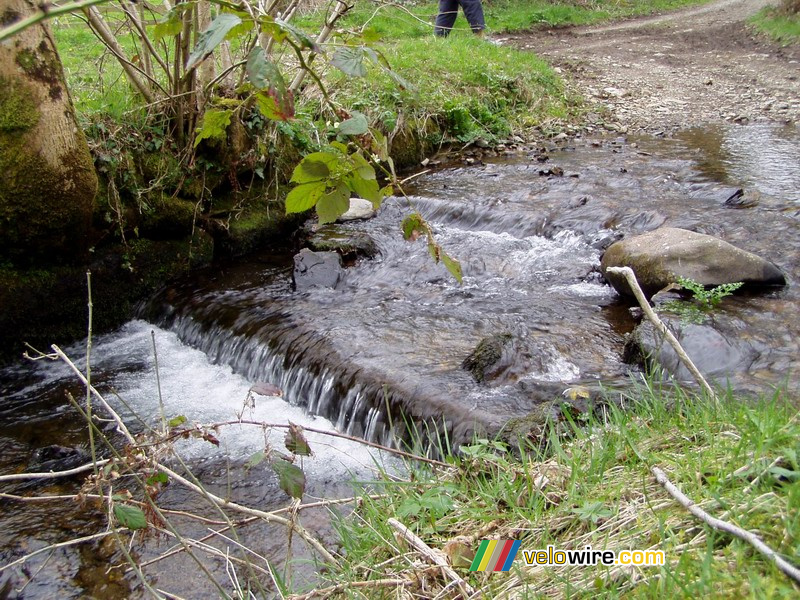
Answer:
[306,225,379,259]
[462,334,514,384]
[292,249,342,291]
[337,198,376,222]
[626,315,759,384]
[601,227,786,298]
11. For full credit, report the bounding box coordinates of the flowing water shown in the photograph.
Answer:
[1,123,798,597]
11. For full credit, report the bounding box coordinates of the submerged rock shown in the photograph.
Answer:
[601,227,786,298]
[625,314,760,384]
[292,249,342,291]
[337,198,376,222]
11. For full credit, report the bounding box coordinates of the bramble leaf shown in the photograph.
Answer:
[186,13,242,71]
[114,504,148,530]
[271,458,306,499]
[402,212,427,241]
[337,112,369,136]
[441,249,463,283]
[284,422,313,456]
[347,174,381,208]
[290,152,339,183]
[330,47,368,77]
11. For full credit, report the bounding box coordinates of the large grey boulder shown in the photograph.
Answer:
[601,227,786,298]
[293,249,342,291]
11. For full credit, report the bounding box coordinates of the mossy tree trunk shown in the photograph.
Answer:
[0,0,97,266]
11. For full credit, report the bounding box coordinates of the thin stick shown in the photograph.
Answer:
[51,345,137,445]
[605,266,717,402]
[388,517,474,596]
[0,531,118,574]
[652,466,800,584]
[289,578,408,600]
[0,459,109,482]
[196,420,451,468]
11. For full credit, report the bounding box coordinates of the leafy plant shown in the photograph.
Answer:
[659,277,743,323]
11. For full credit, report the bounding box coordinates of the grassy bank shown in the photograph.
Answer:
[751,7,800,44]
[304,380,800,598]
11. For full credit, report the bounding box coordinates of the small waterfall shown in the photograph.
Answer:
[145,305,429,449]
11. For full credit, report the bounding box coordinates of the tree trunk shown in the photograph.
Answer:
[0,0,98,266]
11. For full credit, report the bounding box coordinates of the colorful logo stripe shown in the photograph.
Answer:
[469,540,521,572]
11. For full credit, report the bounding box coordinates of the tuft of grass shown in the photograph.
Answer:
[751,7,800,45]
[312,379,800,598]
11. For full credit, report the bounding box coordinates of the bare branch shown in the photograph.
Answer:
[652,466,800,584]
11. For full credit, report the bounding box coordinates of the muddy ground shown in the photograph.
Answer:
[497,0,800,135]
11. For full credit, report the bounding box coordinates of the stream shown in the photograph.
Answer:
[1,123,798,597]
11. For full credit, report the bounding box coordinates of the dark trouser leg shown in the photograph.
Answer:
[435,0,459,37]
[459,0,485,33]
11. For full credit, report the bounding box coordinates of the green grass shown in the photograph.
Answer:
[751,7,800,45]
[312,379,800,598]
[324,33,576,142]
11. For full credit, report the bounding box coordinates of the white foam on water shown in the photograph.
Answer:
[29,320,392,481]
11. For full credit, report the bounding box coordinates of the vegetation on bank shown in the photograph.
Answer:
[312,381,800,598]
[751,2,800,44]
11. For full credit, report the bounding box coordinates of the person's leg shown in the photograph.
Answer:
[459,0,486,34]
[435,0,459,37]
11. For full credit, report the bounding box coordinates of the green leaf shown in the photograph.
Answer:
[441,249,463,283]
[154,8,183,41]
[769,466,800,482]
[347,174,382,208]
[371,129,390,162]
[168,415,187,428]
[385,68,415,92]
[114,504,148,530]
[401,212,428,241]
[246,47,289,103]
[290,152,340,183]
[273,18,321,52]
[285,181,327,214]
[186,13,242,71]
[255,90,295,121]
[330,46,368,77]
[146,471,169,485]
[271,458,306,499]
[194,109,232,148]
[337,112,369,136]
[350,152,376,180]
[284,422,313,456]
[246,450,266,470]
[316,182,351,225]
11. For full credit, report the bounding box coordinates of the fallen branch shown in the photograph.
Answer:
[605,266,717,402]
[289,577,408,599]
[388,517,474,597]
[0,459,109,483]
[652,466,800,584]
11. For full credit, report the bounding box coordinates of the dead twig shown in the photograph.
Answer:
[652,466,800,584]
[388,517,474,597]
[605,266,717,402]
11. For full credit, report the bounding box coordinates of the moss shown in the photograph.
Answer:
[15,45,63,100]
[140,195,197,239]
[461,333,513,384]
[0,75,40,132]
[0,131,96,265]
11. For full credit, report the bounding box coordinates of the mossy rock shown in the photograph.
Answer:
[306,224,379,260]
[462,333,513,384]
[389,115,443,170]
[140,196,197,240]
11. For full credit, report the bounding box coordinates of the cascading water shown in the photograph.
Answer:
[1,123,798,597]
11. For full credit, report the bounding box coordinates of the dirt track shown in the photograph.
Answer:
[497,0,800,134]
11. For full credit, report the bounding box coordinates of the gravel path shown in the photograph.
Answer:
[497,0,800,134]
